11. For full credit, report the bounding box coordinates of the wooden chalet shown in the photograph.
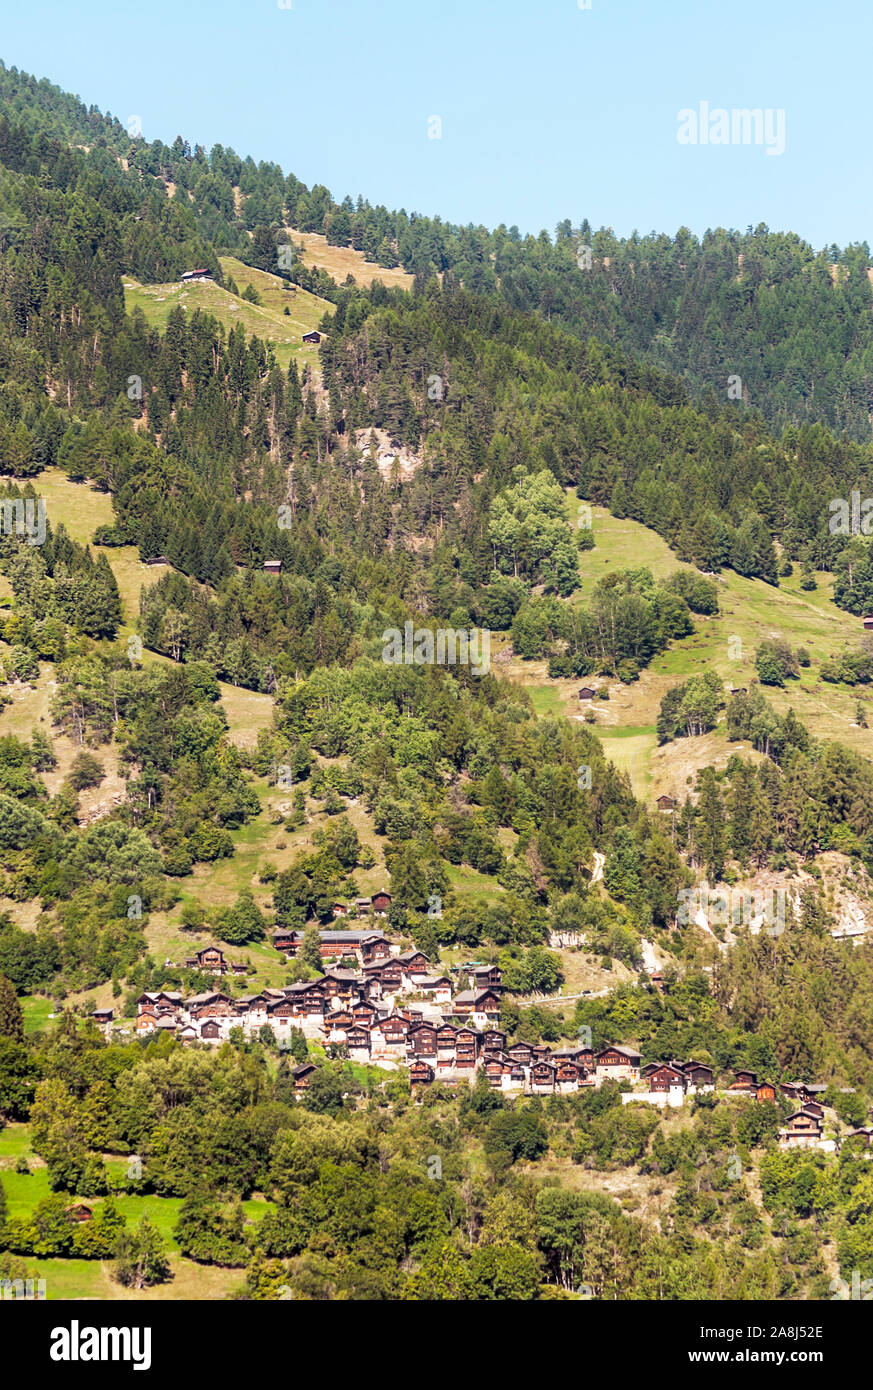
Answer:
[679,1060,715,1089]
[65,1204,93,1223]
[396,949,429,976]
[180,268,212,282]
[729,1070,758,1092]
[188,991,234,1019]
[484,1056,506,1088]
[452,988,501,1025]
[577,686,596,701]
[345,1025,372,1056]
[263,559,282,575]
[371,890,392,916]
[471,964,502,990]
[409,1060,434,1086]
[781,1080,828,1107]
[407,1021,439,1059]
[455,1027,479,1070]
[414,976,454,1004]
[595,1044,641,1080]
[274,929,391,964]
[137,990,182,1013]
[324,1008,355,1040]
[755,1081,777,1103]
[364,956,403,987]
[844,1127,873,1148]
[372,1014,410,1052]
[302,330,321,345]
[185,946,229,975]
[647,1063,686,1094]
[292,1063,317,1091]
[271,927,297,955]
[280,981,328,1018]
[779,1110,824,1150]
[655,794,676,812]
[530,1059,558,1094]
[351,999,378,1024]
[556,1058,586,1091]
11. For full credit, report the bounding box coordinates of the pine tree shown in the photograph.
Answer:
[0,974,24,1043]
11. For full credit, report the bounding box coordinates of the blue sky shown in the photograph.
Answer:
[3,0,871,249]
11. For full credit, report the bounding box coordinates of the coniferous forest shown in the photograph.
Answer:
[0,48,872,1323]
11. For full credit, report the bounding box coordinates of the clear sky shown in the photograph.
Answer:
[3,0,871,249]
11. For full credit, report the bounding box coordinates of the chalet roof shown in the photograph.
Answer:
[598,1044,642,1061]
[187,992,224,1005]
[453,989,499,1005]
[318,930,387,943]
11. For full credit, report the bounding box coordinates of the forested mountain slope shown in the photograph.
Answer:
[3,62,873,436]
[0,59,873,1305]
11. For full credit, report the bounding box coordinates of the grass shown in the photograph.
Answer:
[0,1127,270,1298]
[123,262,333,373]
[19,997,54,1034]
[503,496,873,798]
[284,230,415,292]
[1,1164,52,1218]
[0,1123,34,1160]
[20,1253,244,1300]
